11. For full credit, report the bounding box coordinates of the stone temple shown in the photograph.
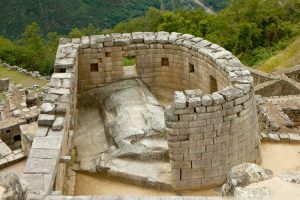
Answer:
[17,32,262,199]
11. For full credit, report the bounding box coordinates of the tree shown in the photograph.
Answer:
[22,22,43,51]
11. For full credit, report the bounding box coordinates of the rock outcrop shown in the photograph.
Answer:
[222,163,273,196]
[0,172,24,200]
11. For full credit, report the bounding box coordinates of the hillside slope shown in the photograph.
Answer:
[257,37,300,72]
[0,0,199,39]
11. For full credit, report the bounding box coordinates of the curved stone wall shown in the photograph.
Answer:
[22,32,260,199]
[72,32,260,190]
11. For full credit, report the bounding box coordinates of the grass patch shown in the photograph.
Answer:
[256,37,300,72]
[123,56,136,67]
[0,66,48,88]
[0,92,6,102]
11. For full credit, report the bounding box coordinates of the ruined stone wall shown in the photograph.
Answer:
[255,79,300,97]
[20,39,78,199]
[76,33,230,94]
[74,32,260,190]
[20,32,260,199]
[0,78,9,92]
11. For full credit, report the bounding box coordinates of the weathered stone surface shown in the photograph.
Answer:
[132,32,144,43]
[174,91,187,109]
[52,117,65,131]
[280,172,300,184]
[41,103,55,114]
[0,142,13,157]
[268,133,280,142]
[202,94,213,106]
[220,87,243,101]
[29,148,60,159]
[289,133,300,143]
[81,36,90,48]
[24,158,57,174]
[31,136,63,150]
[156,31,169,43]
[38,114,55,126]
[234,187,272,200]
[222,163,273,196]
[0,172,23,200]
[36,127,49,137]
[211,92,225,105]
[169,32,181,44]
[144,32,156,44]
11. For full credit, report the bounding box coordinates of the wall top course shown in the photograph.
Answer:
[55,32,254,110]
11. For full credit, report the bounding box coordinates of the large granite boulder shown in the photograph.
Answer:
[0,172,24,200]
[222,163,273,196]
[99,79,167,160]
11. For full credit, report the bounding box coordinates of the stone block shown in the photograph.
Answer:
[181,169,204,180]
[36,127,49,137]
[279,133,290,142]
[24,158,57,174]
[192,159,212,169]
[31,136,63,150]
[132,32,144,43]
[268,133,280,143]
[211,92,225,105]
[202,95,213,106]
[0,142,12,157]
[187,97,201,107]
[156,31,169,43]
[219,87,243,101]
[144,32,156,44]
[52,117,65,131]
[174,91,187,109]
[29,148,60,159]
[38,114,55,126]
[289,133,300,143]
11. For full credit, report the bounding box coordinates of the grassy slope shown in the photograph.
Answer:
[257,37,300,72]
[0,66,48,88]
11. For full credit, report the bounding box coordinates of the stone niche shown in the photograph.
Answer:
[55,32,261,191]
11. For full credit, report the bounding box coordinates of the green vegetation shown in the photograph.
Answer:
[257,37,300,72]
[111,0,300,68]
[0,93,6,102]
[0,22,59,75]
[202,0,228,11]
[0,65,48,88]
[0,0,199,39]
[0,0,299,76]
[123,56,136,67]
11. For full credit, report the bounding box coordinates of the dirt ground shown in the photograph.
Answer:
[0,143,299,198]
[74,143,300,196]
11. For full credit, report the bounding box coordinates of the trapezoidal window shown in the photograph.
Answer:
[161,58,169,66]
[189,63,195,73]
[105,52,111,57]
[90,63,99,72]
[123,56,136,67]
[210,75,218,93]
[5,129,10,134]
[14,135,21,142]
[56,69,66,73]
[123,56,138,78]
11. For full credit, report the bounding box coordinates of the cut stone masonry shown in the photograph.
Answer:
[20,32,261,199]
